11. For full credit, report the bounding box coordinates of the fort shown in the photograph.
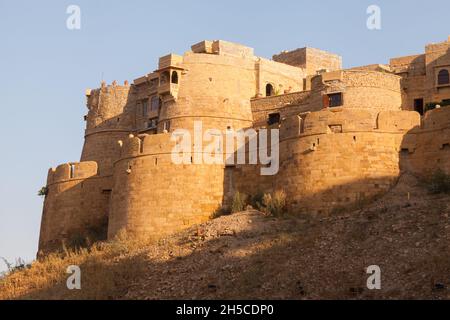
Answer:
[38,37,450,254]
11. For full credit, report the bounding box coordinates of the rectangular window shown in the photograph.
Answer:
[69,164,75,179]
[142,99,148,117]
[151,96,160,112]
[328,124,343,133]
[268,113,281,125]
[328,93,343,108]
[414,98,424,115]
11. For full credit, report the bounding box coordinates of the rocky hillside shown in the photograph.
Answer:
[1,174,449,300]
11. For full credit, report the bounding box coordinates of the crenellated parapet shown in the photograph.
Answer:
[38,38,450,255]
[39,161,110,254]
[108,132,228,240]
[400,107,450,175]
[46,161,98,185]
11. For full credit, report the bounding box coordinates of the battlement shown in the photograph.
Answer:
[273,47,342,76]
[47,161,98,185]
[39,38,450,253]
[421,105,450,130]
[279,109,420,141]
[191,40,254,59]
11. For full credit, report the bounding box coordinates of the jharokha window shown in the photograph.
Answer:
[438,69,450,85]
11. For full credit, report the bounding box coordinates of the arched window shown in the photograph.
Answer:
[171,71,179,84]
[266,83,274,97]
[438,69,450,85]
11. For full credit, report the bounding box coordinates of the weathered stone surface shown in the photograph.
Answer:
[38,37,450,254]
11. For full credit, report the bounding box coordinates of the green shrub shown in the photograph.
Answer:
[428,169,450,194]
[262,190,287,217]
[37,186,48,197]
[231,191,248,213]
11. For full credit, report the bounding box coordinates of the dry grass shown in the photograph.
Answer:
[1,174,449,300]
[0,232,157,300]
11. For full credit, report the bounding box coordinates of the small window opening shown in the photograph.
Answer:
[163,121,171,132]
[401,148,410,155]
[171,71,179,84]
[414,98,424,115]
[268,113,281,125]
[69,164,75,179]
[328,93,343,108]
[328,124,343,133]
[438,69,450,85]
[139,138,144,153]
[266,83,274,97]
[299,117,305,134]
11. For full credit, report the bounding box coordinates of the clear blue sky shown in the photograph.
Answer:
[0,0,449,272]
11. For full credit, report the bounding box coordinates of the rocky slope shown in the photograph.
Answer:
[1,174,449,300]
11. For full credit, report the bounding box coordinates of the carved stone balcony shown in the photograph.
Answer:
[158,82,179,99]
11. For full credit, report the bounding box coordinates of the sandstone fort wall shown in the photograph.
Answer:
[38,38,450,254]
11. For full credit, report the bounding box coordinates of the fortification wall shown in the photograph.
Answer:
[425,41,450,103]
[85,85,131,132]
[250,91,312,128]
[273,47,342,76]
[108,134,227,239]
[231,108,421,215]
[400,107,450,175]
[313,70,403,112]
[250,70,403,128]
[82,84,132,176]
[39,39,450,254]
[256,58,305,96]
[273,108,420,214]
[38,162,111,253]
[159,52,255,132]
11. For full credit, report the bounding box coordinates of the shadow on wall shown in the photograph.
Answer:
[39,174,111,255]
[399,106,450,176]
[7,192,450,300]
[39,84,136,254]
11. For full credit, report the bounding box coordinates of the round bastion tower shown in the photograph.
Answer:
[38,82,132,253]
[82,82,133,176]
[107,42,261,239]
[275,70,420,214]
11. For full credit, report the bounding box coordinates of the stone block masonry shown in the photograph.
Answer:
[38,37,450,254]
